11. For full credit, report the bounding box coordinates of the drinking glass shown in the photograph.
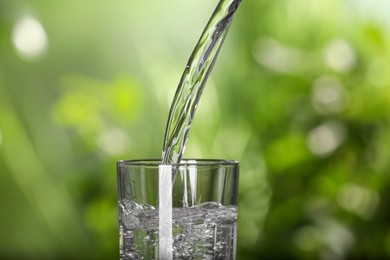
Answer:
[117,159,239,259]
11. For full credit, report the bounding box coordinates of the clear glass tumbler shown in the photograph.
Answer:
[117,159,239,260]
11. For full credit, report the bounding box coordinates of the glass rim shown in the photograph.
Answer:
[117,158,239,167]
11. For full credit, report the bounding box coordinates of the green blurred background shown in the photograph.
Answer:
[1,0,390,259]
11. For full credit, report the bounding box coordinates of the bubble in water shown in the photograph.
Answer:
[119,200,237,259]
[197,201,223,209]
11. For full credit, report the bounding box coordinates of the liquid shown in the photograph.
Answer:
[119,200,237,260]
[131,1,242,259]
[162,0,242,164]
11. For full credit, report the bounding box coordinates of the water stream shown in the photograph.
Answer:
[158,1,242,258]
[162,0,242,164]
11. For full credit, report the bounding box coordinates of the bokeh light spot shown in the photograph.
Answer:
[97,127,130,155]
[323,39,356,73]
[337,183,379,219]
[307,121,346,157]
[294,226,322,252]
[253,38,303,74]
[11,15,48,60]
[311,76,349,114]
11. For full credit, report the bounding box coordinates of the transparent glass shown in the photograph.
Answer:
[117,159,239,260]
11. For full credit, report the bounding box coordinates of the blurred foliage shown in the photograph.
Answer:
[1,0,390,259]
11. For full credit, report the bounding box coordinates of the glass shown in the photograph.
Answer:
[117,159,239,260]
